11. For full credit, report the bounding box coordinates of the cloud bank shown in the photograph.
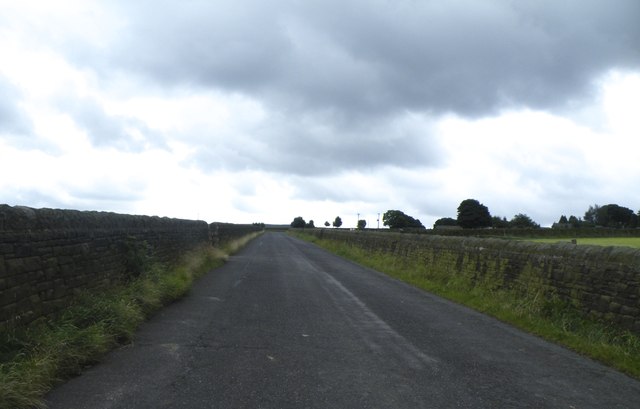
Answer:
[0,0,639,226]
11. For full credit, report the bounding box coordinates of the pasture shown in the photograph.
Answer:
[529,237,640,249]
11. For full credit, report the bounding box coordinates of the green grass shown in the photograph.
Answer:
[293,232,640,380]
[0,232,262,409]
[529,237,640,249]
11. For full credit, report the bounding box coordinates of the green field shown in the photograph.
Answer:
[529,237,640,249]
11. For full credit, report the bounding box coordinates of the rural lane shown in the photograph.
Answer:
[45,232,640,408]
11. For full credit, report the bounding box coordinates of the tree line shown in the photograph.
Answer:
[554,204,639,229]
[290,200,640,230]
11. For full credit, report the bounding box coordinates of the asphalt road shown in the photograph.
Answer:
[45,232,640,408]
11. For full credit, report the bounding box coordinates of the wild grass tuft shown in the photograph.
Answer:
[0,235,258,409]
[293,232,640,379]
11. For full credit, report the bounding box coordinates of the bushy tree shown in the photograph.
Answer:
[595,204,638,228]
[333,216,343,228]
[457,199,492,229]
[433,217,458,228]
[357,219,366,229]
[382,210,425,229]
[568,215,581,228]
[491,216,510,228]
[584,204,599,224]
[306,219,315,228]
[509,213,540,228]
[324,221,330,227]
[290,216,306,228]
[553,215,576,229]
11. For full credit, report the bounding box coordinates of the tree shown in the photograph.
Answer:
[457,199,492,229]
[324,221,330,227]
[509,213,540,228]
[433,217,458,228]
[290,216,306,228]
[357,219,366,229]
[552,215,574,229]
[491,216,510,228]
[382,210,425,229]
[568,215,581,228]
[306,219,315,228]
[333,216,343,228]
[595,204,638,228]
[584,204,599,224]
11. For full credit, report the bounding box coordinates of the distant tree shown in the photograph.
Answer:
[324,221,330,227]
[290,216,306,228]
[553,215,573,229]
[584,204,600,224]
[596,204,638,228]
[333,216,343,228]
[306,219,315,228]
[433,217,458,228]
[510,213,540,228]
[491,216,510,228]
[357,219,366,230]
[457,199,492,229]
[568,215,581,228]
[382,210,425,229]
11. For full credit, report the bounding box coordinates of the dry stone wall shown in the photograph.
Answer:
[0,205,213,328]
[309,229,640,333]
[210,222,262,246]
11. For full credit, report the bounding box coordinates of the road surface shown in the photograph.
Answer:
[46,232,640,408]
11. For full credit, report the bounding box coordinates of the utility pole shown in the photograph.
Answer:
[377,213,380,229]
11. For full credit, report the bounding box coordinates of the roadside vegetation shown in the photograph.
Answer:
[293,231,640,380]
[0,232,261,409]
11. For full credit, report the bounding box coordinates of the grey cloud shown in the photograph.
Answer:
[65,179,147,203]
[290,175,383,203]
[80,0,640,119]
[99,1,289,91]
[189,111,441,176]
[0,178,146,213]
[59,96,167,152]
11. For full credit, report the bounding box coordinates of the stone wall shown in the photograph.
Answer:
[0,205,211,328]
[364,227,640,238]
[210,222,263,246]
[427,227,640,238]
[308,229,640,333]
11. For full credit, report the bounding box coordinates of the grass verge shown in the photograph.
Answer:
[0,233,261,409]
[293,232,640,380]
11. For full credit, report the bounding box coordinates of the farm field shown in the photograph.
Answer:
[529,237,640,249]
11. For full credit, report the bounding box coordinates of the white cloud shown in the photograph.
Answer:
[0,1,639,228]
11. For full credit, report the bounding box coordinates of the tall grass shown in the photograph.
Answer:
[0,234,260,409]
[294,232,640,379]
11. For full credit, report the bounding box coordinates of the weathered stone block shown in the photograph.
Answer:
[609,302,622,313]
[5,258,25,274]
[15,244,35,258]
[0,287,19,306]
[1,302,17,319]
[620,306,639,316]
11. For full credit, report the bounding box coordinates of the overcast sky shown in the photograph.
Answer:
[1,1,639,227]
